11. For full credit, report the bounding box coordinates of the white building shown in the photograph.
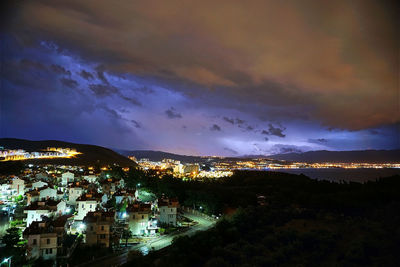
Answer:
[24,200,67,226]
[32,181,48,190]
[75,192,105,221]
[11,177,25,195]
[126,203,152,235]
[0,183,11,202]
[83,175,98,183]
[158,198,179,226]
[68,186,84,205]
[39,187,57,200]
[61,172,74,186]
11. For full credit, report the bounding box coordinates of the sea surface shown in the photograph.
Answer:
[274,168,400,183]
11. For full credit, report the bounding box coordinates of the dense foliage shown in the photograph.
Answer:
[124,170,400,266]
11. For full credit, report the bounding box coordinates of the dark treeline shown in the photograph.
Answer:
[121,169,400,266]
[124,168,400,216]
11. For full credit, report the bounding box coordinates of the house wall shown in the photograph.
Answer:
[128,212,150,235]
[25,210,51,227]
[68,188,84,205]
[76,200,98,220]
[159,206,177,226]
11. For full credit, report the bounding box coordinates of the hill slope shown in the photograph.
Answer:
[0,138,137,167]
[268,149,400,163]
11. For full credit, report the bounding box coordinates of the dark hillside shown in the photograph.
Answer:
[0,138,136,167]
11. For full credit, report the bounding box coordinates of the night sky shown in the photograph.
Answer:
[1,0,399,156]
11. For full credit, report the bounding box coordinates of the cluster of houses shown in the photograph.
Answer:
[0,167,180,261]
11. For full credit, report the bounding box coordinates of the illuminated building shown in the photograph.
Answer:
[158,197,179,226]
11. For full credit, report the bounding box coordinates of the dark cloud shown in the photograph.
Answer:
[79,69,94,80]
[268,124,286,138]
[308,138,328,144]
[237,123,255,132]
[224,147,238,155]
[120,95,142,106]
[131,120,141,128]
[223,117,235,124]
[235,118,245,125]
[89,84,118,97]
[262,124,286,138]
[59,78,78,88]
[165,107,182,119]
[272,144,304,154]
[50,64,71,75]
[97,104,122,119]
[210,124,221,131]
[96,66,109,84]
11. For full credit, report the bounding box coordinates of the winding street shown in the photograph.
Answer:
[77,212,216,267]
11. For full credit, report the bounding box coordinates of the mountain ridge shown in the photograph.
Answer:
[264,149,400,163]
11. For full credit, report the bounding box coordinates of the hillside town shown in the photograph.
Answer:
[0,163,215,266]
[0,147,81,162]
[134,156,400,178]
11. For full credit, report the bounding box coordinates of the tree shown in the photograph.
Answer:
[2,227,21,248]
[122,229,133,247]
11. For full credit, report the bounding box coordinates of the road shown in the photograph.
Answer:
[77,212,216,267]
